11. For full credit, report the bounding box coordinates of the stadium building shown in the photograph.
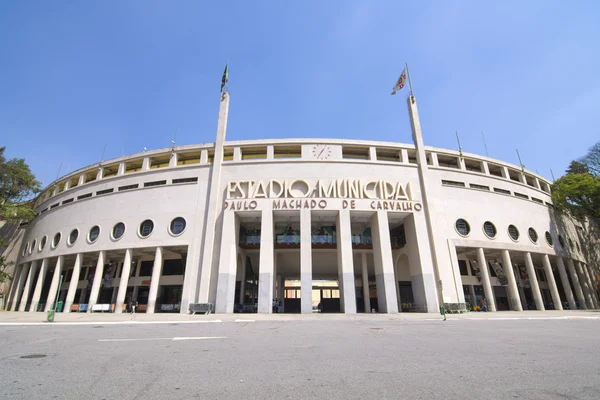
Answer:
[4,92,600,315]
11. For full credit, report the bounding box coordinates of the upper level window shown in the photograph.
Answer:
[39,236,47,251]
[455,219,470,236]
[89,226,100,243]
[508,225,519,241]
[29,240,36,254]
[170,217,186,235]
[52,232,61,248]
[140,219,154,238]
[483,221,497,238]
[112,222,125,240]
[545,232,553,247]
[69,229,79,245]
[528,228,538,244]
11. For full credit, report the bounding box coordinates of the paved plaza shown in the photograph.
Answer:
[1,311,599,399]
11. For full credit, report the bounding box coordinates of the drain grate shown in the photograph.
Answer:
[20,354,47,359]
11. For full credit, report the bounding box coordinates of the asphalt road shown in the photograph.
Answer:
[1,318,599,400]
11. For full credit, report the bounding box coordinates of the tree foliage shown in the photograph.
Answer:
[0,146,41,221]
[552,142,600,223]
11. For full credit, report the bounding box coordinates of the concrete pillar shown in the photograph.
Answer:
[576,261,595,309]
[580,263,599,308]
[169,152,178,167]
[87,251,106,311]
[30,259,48,312]
[541,255,562,310]
[20,261,39,311]
[565,258,586,309]
[257,209,274,314]
[239,257,246,306]
[6,264,23,310]
[370,211,398,313]
[214,209,239,313]
[277,274,284,312]
[272,257,277,304]
[146,247,164,314]
[361,253,370,313]
[12,263,30,311]
[555,256,577,310]
[300,208,313,313]
[64,254,82,312]
[336,209,356,313]
[44,256,64,312]
[115,249,133,313]
[524,252,544,311]
[501,250,522,311]
[117,162,125,176]
[476,248,496,312]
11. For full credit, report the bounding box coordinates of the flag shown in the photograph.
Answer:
[220,63,228,92]
[391,68,406,95]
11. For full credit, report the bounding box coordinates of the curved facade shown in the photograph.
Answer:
[5,93,600,314]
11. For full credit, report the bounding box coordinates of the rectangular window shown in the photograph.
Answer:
[151,155,171,169]
[488,164,504,178]
[102,164,119,179]
[50,203,59,209]
[494,188,511,195]
[163,259,185,276]
[77,193,92,200]
[464,159,483,173]
[442,180,465,187]
[96,188,114,196]
[458,260,469,276]
[177,151,201,165]
[488,262,497,277]
[274,145,301,159]
[545,202,554,208]
[139,261,153,277]
[125,159,143,174]
[69,177,79,189]
[41,208,49,214]
[514,192,529,199]
[85,171,97,183]
[144,180,167,187]
[438,155,460,169]
[531,197,544,204]
[508,169,521,182]
[342,146,369,160]
[469,184,490,191]
[62,198,74,205]
[223,148,234,161]
[525,175,536,187]
[172,177,198,184]
[376,148,401,162]
[241,146,267,160]
[118,184,139,191]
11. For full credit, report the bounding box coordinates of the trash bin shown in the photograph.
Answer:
[47,310,55,323]
[56,301,64,313]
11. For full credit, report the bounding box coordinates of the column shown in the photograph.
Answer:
[336,209,357,314]
[239,258,246,306]
[524,252,544,311]
[64,254,82,312]
[30,259,48,312]
[11,263,30,311]
[581,263,599,308]
[501,250,522,311]
[87,251,106,311]
[146,247,163,314]
[44,256,64,312]
[257,209,274,313]
[370,211,398,313]
[555,257,577,310]
[361,253,370,313]
[6,264,23,310]
[277,274,284,312]
[272,257,278,305]
[476,248,496,312]
[300,208,313,314]
[115,250,133,313]
[19,261,39,312]
[541,254,562,310]
[575,261,594,309]
[565,259,586,309]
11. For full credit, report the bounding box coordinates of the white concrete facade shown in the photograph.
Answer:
[5,93,599,314]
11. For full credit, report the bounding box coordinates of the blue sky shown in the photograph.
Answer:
[1,1,599,188]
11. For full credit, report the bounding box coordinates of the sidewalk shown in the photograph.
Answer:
[1,309,599,325]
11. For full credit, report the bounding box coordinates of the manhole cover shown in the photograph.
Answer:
[20,354,47,359]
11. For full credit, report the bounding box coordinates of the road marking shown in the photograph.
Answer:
[234,319,255,322]
[0,320,223,327]
[98,336,227,342]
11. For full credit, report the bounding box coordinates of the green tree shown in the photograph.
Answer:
[0,146,41,221]
[0,146,41,284]
[552,142,600,223]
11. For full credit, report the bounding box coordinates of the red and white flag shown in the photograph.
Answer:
[391,68,407,95]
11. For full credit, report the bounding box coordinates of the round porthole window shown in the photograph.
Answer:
[139,219,154,238]
[30,239,36,254]
[39,236,47,251]
[508,225,519,241]
[558,235,565,248]
[545,232,553,247]
[170,217,186,236]
[69,229,79,245]
[112,222,125,240]
[52,233,61,248]
[88,226,100,243]
[455,219,470,237]
[528,228,538,244]
[483,221,497,239]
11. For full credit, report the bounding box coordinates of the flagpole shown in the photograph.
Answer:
[405,62,415,99]
[516,148,524,172]
[481,131,489,157]
[455,131,463,157]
